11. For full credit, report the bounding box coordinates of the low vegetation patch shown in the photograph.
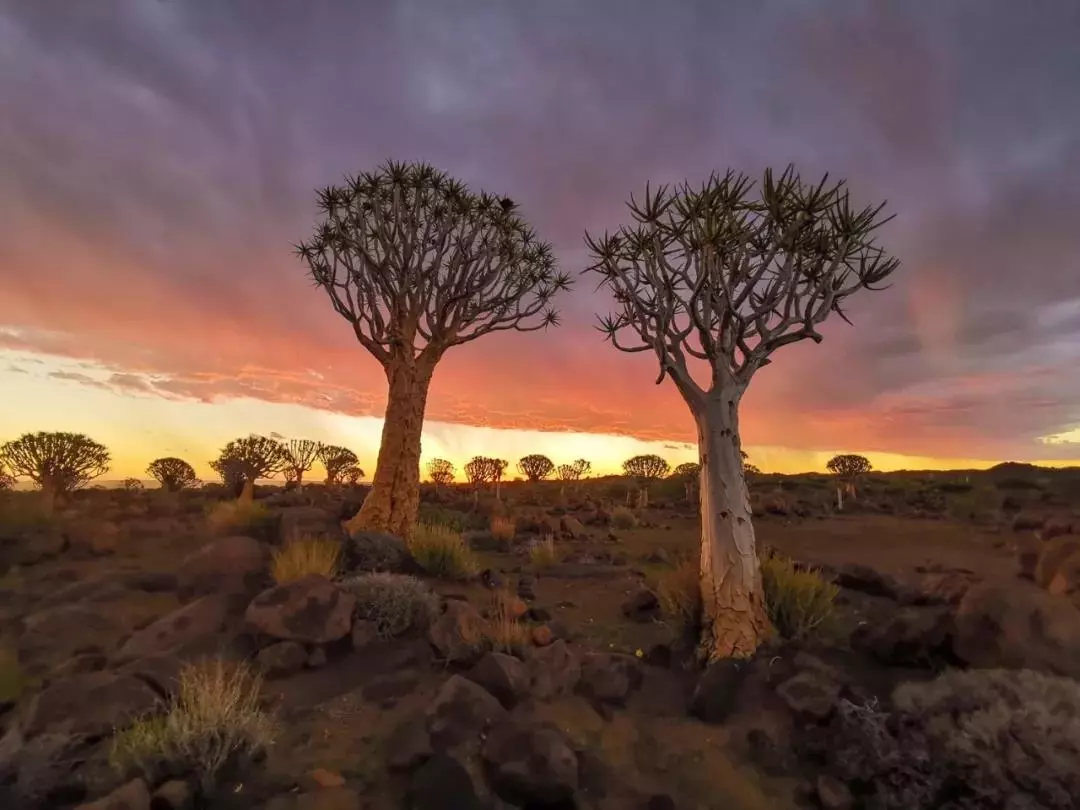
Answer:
[657,555,701,637]
[760,553,838,641]
[408,522,478,579]
[826,669,1080,809]
[0,644,29,703]
[270,535,341,584]
[528,534,560,569]
[490,514,516,545]
[205,499,275,538]
[110,658,276,792]
[342,572,439,639]
[610,505,638,529]
[485,590,530,655]
[0,493,56,535]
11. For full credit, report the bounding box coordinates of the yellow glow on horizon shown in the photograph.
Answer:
[2,350,1078,483]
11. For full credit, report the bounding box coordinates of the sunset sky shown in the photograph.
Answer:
[2,0,1080,483]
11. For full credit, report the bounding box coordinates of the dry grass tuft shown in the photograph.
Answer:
[485,589,531,655]
[408,522,478,580]
[610,505,638,529]
[489,514,516,545]
[270,535,340,584]
[657,554,701,636]
[760,553,839,641]
[205,499,274,536]
[110,658,276,791]
[341,572,439,639]
[0,644,30,703]
[528,533,560,569]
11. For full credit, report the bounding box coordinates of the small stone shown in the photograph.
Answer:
[307,646,328,668]
[466,653,529,709]
[351,619,380,650]
[621,589,660,623]
[256,641,308,678]
[385,718,433,772]
[816,774,853,810]
[531,625,554,647]
[307,768,346,789]
[406,754,481,810]
[75,778,150,810]
[150,780,192,810]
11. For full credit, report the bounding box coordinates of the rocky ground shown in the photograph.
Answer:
[1,466,1080,810]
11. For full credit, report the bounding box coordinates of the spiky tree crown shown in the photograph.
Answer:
[623,454,670,481]
[826,454,872,478]
[297,160,572,365]
[464,456,505,485]
[673,462,701,479]
[211,435,288,481]
[147,457,199,492]
[426,458,456,485]
[318,445,359,485]
[284,439,323,475]
[585,166,899,397]
[0,431,110,492]
[517,454,555,482]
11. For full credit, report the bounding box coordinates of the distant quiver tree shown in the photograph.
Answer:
[585,165,899,660]
[298,161,571,538]
[0,431,111,512]
[146,457,199,492]
[210,435,288,503]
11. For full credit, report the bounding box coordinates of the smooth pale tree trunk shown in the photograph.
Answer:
[347,357,433,539]
[39,478,57,516]
[240,477,256,503]
[695,391,770,661]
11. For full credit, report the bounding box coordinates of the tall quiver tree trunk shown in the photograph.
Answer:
[346,355,434,539]
[695,388,768,661]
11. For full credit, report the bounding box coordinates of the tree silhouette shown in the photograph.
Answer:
[426,458,456,486]
[673,461,701,502]
[283,439,323,490]
[517,454,555,482]
[0,431,111,512]
[0,468,13,492]
[318,445,359,488]
[622,454,670,507]
[147,457,199,492]
[298,161,571,537]
[210,435,288,502]
[826,453,872,508]
[342,463,365,486]
[585,165,899,660]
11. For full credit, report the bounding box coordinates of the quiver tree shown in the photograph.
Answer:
[464,456,506,503]
[342,463,365,486]
[622,454,670,508]
[585,166,899,660]
[826,453,872,509]
[517,454,555,482]
[283,439,323,490]
[298,161,571,538]
[426,458,456,487]
[209,435,288,502]
[147,457,199,492]
[0,468,13,492]
[319,445,359,488]
[741,451,761,477]
[673,462,702,503]
[0,431,111,512]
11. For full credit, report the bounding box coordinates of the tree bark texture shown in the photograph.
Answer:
[696,392,770,661]
[346,357,433,539]
[240,477,255,503]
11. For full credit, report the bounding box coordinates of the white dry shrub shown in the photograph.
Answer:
[341,572,439,639]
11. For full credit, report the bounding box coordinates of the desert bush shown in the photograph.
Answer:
[993,476,1044,492]
[408,522,478,579]
[344,530,412,573]
[0,644,29,703]
[416,503,468,532]
[110,658,276,792]
[489,514,516,545]
[205,499,277,540]
[270,535,340,584]
[760,554,838,641]
[528,534,559,569]
[485,590,530,655]
[657,555,701,636]
[0,493,56,535]
[342,572,439,639]
[610,505,638,529]
[825,668,1080,809]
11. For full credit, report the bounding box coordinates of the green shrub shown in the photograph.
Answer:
[826,669,1080,809]
[760,554,838,641]
[416,503,468,532]
[610,506,638,529]
[205,499,276,539]
[408,522,478,579]
[110,658,275,791]
[657,555,701,637]
[528,534,560,569]
[271,535,340,584]
[343,530,411,573]
[341,573,439,639]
